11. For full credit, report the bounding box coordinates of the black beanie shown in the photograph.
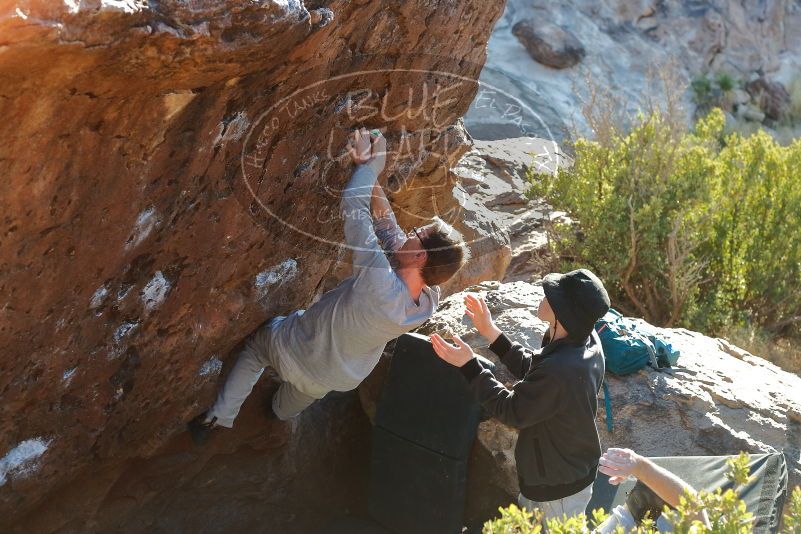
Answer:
[542,269,610,340]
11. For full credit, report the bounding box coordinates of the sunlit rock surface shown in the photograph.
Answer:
[446,136,566,290]
[0,0,506,529]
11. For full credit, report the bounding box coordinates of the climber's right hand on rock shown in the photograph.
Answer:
[347,128,372,164]
[367,128,387,176]
[347,127,387,176]
[464,294,502,343]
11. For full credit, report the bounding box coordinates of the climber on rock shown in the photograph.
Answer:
[188,127,469,444]
[431,269,610,523]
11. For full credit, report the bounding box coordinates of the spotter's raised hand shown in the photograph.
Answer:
[430,333,474,368]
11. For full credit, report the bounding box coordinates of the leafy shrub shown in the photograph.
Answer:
[483,454,801,533]
[691,75,713,107]
[529,107,801,338]
[715,73,736,93]
[691,72,741,115]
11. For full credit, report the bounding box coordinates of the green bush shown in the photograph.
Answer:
[715,73,736,93]
[529,108,801,337]
[690,72,740,114]
[691,74,713,108]
[483,454,801,533]
[483,486,801,533]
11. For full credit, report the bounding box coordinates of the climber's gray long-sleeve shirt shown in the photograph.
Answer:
[268,164,440,393]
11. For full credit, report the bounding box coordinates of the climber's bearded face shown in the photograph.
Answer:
[398,222,435,268]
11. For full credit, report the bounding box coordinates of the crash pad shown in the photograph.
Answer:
[368,333,487,533]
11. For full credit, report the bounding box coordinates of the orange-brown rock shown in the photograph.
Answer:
[0,0,505,530]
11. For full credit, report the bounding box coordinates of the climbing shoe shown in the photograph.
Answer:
[187,413,218,446]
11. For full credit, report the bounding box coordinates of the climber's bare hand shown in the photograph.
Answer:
[368,129,387,175]
[347,128,372,164]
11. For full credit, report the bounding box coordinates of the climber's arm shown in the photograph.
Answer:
[431,334,559,429]
[342,128,391,271]
[371,181,408,255]
[371,180,392,220]
[341,164,385,269]
[488,332,535,379]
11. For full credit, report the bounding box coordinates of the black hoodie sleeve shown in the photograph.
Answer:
[489,332,535,379]
[463,362,562,429]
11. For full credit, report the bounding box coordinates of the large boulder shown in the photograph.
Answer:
[373,280,801,508]
[448,137,565,287]
[512,20,585,69]
[10,382,373,534]
[0,0,505,529]
[745,77,791,121]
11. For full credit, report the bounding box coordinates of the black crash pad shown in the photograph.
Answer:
[318,516,391,534]
[373,332,486,459]
[369,426,469,534]
[369,333,486,534]
[588,452,788,533]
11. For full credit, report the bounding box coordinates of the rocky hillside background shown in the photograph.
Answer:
[465,0,801,142]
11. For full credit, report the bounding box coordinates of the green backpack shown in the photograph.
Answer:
[595,309,660,375]
[594,309,681,431]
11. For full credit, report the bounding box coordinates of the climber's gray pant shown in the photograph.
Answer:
[518,482,593,526]
[207,319,329,426]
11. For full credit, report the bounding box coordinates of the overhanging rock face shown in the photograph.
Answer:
[0,0,505,527]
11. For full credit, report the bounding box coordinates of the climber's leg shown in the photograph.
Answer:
[271,380,329,420]
[206,321,276,428]
[517,482,593,526]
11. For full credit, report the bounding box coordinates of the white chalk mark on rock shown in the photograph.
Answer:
[117,284,134,301]
[199,356,223,377]
[63,0,79,13]
[62,366,77,385]
[255,258,299,296]
[0,438,52,486]
[213,111,250,146]
[126,206,159,250]
[141,271,171,311]
[113,321,139,343]
[90,285,108,309]
[272,0,304,17]
[100,0,145,14]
